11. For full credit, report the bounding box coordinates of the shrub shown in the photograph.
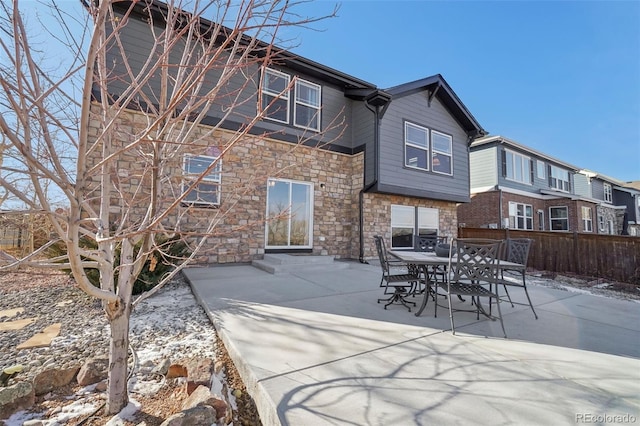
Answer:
[46,235,190,295]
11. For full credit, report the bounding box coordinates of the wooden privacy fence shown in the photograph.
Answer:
[458,227,640,285]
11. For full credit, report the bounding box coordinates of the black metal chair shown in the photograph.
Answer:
[373,235,420,312]
[498,238,537,319]
[436,238,507,338]
[414,235,448,299]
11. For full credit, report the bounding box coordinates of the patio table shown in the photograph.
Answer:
[389,250,525,317]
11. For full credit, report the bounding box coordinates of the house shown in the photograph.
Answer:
[458,135,599,233]
[619,181,640,236]
[93,0,486,264]
[574,170,631,235]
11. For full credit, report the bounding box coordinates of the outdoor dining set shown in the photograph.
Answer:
[373,235,538,338]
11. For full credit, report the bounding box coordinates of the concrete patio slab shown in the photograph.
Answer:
[185,261,640,425]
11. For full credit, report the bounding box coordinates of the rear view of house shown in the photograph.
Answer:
[91,0,486,264]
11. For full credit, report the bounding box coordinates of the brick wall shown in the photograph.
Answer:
[88,107,463,264]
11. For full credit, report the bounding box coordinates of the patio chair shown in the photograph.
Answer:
[414,235,448,299]
[436,238,507,338]
[498,238,537,319]
[373,235,420,312]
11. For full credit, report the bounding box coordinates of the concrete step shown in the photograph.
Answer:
[252,254,350,274]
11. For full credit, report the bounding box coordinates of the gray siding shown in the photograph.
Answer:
[591,180,606,202]
[573,174,592,197]
[377,94,470,202]
[105,13,354,149]
[350,103,375,186]
[469,147,498,189]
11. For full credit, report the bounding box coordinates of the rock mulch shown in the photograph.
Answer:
[0,269,262,425]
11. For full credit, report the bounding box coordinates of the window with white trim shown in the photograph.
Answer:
[261,68,290,124]
[603,183,612,203]
[549,206,569,231]
[549,165,570,192]
[508,202,533,230]
[431,131,453,175]
[598,214,605,232]
[581,206,593,232]
[536,160,545,179]
[182,155,221,206]
[391,205,415,248]
[505,149,532,184]
[390,205,439,249]
[404,122,429,170]
[294,79,321,131]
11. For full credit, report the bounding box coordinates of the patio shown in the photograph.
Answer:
[184,260,640,425]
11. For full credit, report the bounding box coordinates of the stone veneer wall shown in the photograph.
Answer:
[87,107,364,264]
[360,193,459,260]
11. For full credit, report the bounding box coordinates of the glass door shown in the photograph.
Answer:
[265,178,313,249]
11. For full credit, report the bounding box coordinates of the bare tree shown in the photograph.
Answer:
[0,0,342,414]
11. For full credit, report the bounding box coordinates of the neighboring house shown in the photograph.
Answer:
[94,1,486,263]
[458,135,599,233]
[574,170,630,235]
[615,181,640,236]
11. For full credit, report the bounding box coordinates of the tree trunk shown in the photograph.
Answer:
[105,302,131,414]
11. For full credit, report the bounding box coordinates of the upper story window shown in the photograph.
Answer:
[262,68,290,124]
[404,122,429,170]
[294,79,321,131]
[182,154,221,206]
[504,149,532,184]
[603,183,612,203]
[431,131,453,175]
[404,122,453,175]
[549,165,570,192]
[261,68,322,132]
[536,160,546,179]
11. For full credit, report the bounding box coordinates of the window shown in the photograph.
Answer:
[431,131,453,175]
[390,205,439,249]
[182,155,221,206]
[549,165,570,192]
[294,79,321,131]
[391,205,415,248]
[598,215,605,232]
[261,68,290,123]
[508,202,533,230]
[504,149,532,184]
[549,206,569,231]
[537,160,545,179]
[604,183,612,203]
[404,122,429,170]
[581,206,593,232]
[537,210,545,231]
[418,207,439,236]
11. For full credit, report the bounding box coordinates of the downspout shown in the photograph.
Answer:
[359,94,388,263]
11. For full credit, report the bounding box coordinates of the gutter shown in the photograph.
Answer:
[359,91,391,263]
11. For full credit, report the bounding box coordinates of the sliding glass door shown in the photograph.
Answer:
[265,178,313,249]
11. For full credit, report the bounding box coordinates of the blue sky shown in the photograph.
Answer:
[287,1,640,183]
[19,0,640,182]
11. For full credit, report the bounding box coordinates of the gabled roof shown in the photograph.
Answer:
[114,0,376,91]
[472,135,580,171]
[385,74,486,137]
[578,169,626,186]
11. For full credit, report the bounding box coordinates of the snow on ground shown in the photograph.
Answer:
[4,280,233,425]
